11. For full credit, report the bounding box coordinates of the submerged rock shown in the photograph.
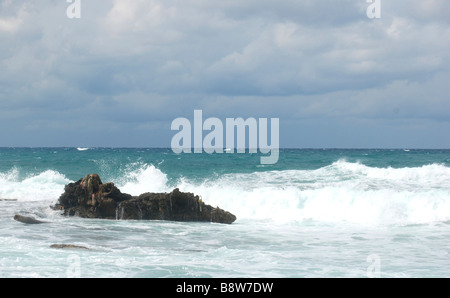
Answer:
[52,174,236,224]
[14,214,47,224]
[50,244,89,250]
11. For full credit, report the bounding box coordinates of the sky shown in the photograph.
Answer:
[0,0,449,148]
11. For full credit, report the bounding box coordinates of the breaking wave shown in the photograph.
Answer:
[116,160,450,225]
[2,160,450,225]
[0,168,70,202]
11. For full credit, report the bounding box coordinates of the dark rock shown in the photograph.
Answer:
[54,174,132,219]
[52,174,236,224]
[14,214,47,224]
[50,244,89,250]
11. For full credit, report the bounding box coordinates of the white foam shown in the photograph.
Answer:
[7,160,448,225]
[330,159,450,189]
[119,164,170,195]
[174,161,450,225]
[0,169,70,202]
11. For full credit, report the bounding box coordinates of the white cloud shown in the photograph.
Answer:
[103,0,169,34]
[0,3,26,33]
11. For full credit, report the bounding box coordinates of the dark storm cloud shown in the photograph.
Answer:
[0,0,449,147]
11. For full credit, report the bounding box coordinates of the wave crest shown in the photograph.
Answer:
[3,160,450,225]
[0,169,70,202]
[176,161,450,225]
[118,163,170,195]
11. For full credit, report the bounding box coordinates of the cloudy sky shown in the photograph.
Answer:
[0,0,449,148]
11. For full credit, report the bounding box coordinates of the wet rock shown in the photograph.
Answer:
[52,174,236,224]
[117,188,236,224]
[50,244,89,250]
[14,214,47,224]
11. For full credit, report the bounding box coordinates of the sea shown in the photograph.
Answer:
[1,147,450,278]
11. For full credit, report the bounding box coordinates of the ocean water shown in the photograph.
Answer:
[1,148,450,277]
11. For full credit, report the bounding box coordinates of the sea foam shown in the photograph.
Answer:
[117,160,450,225]
[2,160,450,225]
[0,169,70,202]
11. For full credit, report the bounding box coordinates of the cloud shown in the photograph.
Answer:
[0,0,27,33]
[0,0,449,147]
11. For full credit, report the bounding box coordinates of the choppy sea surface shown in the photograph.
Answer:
[1,148,450,277]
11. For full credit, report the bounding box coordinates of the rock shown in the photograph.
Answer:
[57,174,131,213]
[50,244,89,250]
[55,174,132,219]
[14,214,47,224]
[118,188,236,224]
[52,174,236,224]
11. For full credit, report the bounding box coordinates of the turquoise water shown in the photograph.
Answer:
[1,148,450,277]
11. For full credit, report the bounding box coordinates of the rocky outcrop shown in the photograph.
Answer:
[52,174,236,224]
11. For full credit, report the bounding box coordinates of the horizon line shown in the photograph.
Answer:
[0,147,449,150]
